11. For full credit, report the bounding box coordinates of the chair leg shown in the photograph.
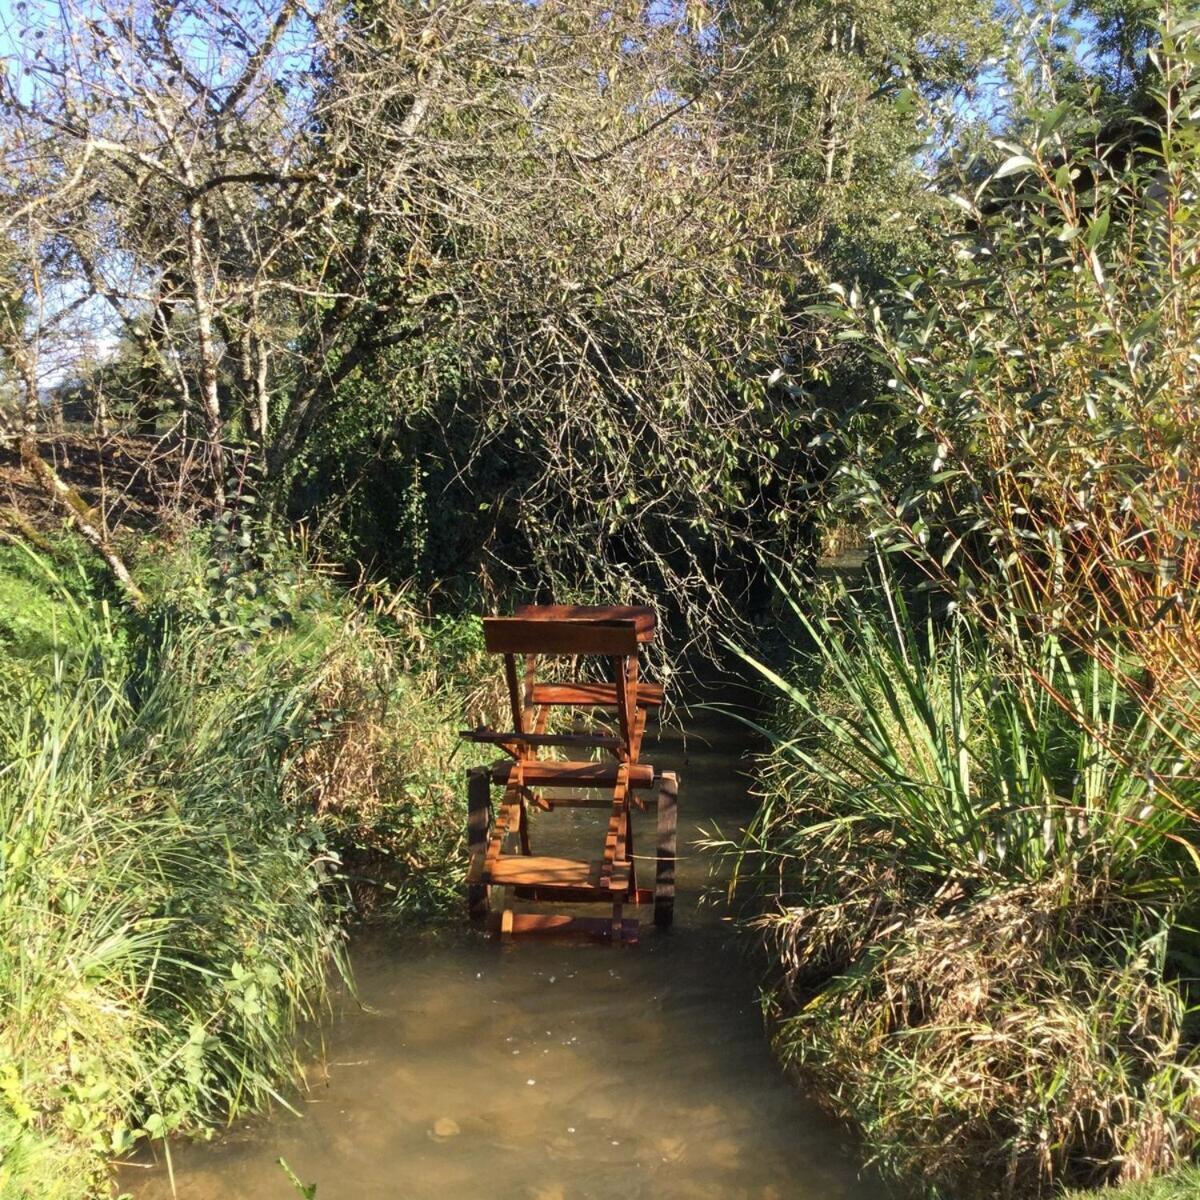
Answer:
[517,796,532,856]
[625,808,637,893]
[467,766,490,922]
[654,772,677,928]
[499,887,515,941]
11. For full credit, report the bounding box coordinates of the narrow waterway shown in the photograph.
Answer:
[122,702,873,1200]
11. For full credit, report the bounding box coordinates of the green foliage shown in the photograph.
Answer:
[1065,1166,1200,1200]
[0,530,491,1196]
[730,0,1000,270]
[725,16,1200,1197]
[722,571,1200,1197]
[282,0,1008,637]
[818,10,1199,712]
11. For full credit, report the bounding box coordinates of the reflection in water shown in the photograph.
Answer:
[121,706,873,1200]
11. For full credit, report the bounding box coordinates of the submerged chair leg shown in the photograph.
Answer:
[654,772,678,928]
[467,766,490,922]
[499,887,515,941]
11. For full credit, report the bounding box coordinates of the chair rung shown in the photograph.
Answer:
[530,682,663,709]
[460,729,622,751]
[490,760,654,789]
[483,855,629,891]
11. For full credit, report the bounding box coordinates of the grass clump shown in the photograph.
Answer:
[1065,1167,1200,1200]
[0,529,491,1196]
[725,576,1200,1199]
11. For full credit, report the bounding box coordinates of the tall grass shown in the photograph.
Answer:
[0,532,491,1196]
[724,572,1200,1198]
[735,18,1200,1196]
[821,12,1200,823]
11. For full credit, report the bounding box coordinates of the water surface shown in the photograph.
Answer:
[123,705,872,1200]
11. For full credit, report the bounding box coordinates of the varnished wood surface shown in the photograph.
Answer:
[463,601,675,941]
[483,617,639,656]
[487,855,629,891]
[489,759,655,789]
[529,681,664,709]
[512,603,656,642]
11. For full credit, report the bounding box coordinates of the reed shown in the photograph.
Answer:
[0,532,486,1196]
[722,571,1200,1197]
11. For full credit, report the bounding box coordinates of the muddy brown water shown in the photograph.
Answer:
[121,704,874,1200]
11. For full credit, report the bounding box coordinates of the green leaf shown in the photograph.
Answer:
[1086,208,1110,249]
[994,155,1037,179]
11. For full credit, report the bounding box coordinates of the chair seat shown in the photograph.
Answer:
[482,855,629,892]
[513,603,656,642]
[530,682,664,709]
[490,759,655,789]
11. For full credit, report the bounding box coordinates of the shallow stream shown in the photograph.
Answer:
[123,704,873,1200]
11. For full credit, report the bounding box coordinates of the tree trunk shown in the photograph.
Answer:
[185,196,227,512]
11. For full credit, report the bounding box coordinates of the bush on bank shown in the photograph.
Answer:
[0,528,493,1197]
[730,577,1200,1197]
[727,15,1200,1198]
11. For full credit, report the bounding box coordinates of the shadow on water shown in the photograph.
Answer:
[120,684,877,1200]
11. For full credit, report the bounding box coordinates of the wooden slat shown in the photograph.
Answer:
[625,800,637,892]
[466,767,490,918]
[485,855,629,891]
[513,883,652,904]
[460,729,623,751]
[612,657,633,759]
[483,617,638,656]
[490,759,655,789]
[523,653,537,709]
[517,791,532,856]
[529,682,664,709]
[655,772,678,929]
[622,683,649,769]
[502,653,525,735]
[539,795,616,810]
[486,774,523,871]
[611,893,624,941]
[624,653,639,755]
[500,888,515,940]
[601,763,630,885]
[513,604,656,643]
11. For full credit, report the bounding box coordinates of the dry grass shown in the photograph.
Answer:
[725,579,1200,1199]
[282,592,505,915]
[771,876,1200,1197]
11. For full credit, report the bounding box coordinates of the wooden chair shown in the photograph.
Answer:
[461,605,678,943]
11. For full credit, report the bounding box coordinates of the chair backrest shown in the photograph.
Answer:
[512,603,656,643]
[482,617,641,753]
[482,617,639,657]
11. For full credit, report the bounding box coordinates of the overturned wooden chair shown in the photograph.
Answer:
[461,604,678,943]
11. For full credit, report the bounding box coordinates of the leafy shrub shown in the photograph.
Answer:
[735,16,1200,1194]
[821,11,1200,800]
[0,530,492,1195]
[725,574,1200,1197]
